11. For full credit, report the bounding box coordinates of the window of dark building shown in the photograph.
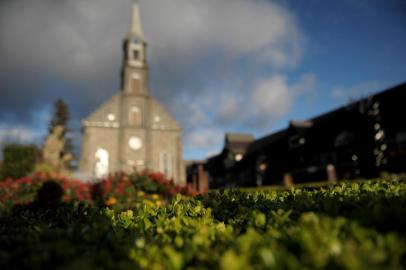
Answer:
[289,135,306,149]
[334,131,354,147]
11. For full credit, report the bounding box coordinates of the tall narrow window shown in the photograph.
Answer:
[133,49,140,61]
[131,77,141,94]
[129,106,141,126]
[160,152,172,178]
[163,153,168,175]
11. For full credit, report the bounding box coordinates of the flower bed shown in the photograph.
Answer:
[0,171,198,210]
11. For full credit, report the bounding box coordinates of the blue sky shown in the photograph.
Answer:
[272,0,406,116]
[0,0,405,161]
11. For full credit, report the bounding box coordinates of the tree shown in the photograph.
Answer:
[49,99,69,136]
[1,144,40,179]
[46,99,76,171]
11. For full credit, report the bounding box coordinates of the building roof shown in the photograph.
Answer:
[246,129,288,155]
[289,120,313,129]
[225,133,254,142]
[310,82,406,125]
[225,133,254,154]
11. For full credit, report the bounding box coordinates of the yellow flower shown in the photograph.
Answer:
[124,209,134,218]
[155,200,162,207]
[137,191,145,197]
[146,200,155,207]
[151,194,160,200]
[105,197,117,206]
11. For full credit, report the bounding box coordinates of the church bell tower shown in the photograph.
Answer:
[121,0,148,96]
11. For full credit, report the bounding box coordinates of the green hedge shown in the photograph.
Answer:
[0,179,405,269]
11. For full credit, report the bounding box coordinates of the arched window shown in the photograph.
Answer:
[94,148,109,179]
[129,106,142,126]
[133,49,140,61]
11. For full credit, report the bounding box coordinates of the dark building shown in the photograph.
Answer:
[187,82,406,188]
[187,133,254,189]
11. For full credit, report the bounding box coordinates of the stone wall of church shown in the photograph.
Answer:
[150,130,185,185]
[80,127,120,175]
[119,128,148,173]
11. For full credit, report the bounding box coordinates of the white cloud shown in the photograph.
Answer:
[143,0,303,70]
[251,75,293,119]
[184,128,224,155]
[0,127,36,144]
[213,73,316,129]
[249,73,316,127]
[179,72,316,158]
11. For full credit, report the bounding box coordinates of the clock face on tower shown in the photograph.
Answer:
[129,136,142,150]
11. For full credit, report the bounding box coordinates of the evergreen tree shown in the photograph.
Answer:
[49,99,69,136]
[47,99,76,170]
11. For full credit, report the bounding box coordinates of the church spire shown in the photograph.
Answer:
[131,0,144,38]
[121,0,148,94]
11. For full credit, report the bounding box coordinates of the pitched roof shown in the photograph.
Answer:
[225,133,254,154]
[246,129,288,155]
[225,133,254,142]
[289,120,313,129]
[83,93,121,125]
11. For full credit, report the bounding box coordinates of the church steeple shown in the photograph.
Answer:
[121,0,148,95]
[131,0,144,39]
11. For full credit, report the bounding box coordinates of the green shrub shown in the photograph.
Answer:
[0,178,405,269]
[1,144,39,179]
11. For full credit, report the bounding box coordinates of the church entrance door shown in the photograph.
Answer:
[94,148,109,179]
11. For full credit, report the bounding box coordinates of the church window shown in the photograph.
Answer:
[94,148,109,178]
[133,49,140,60]
[289,135,306,149]
[129,106,142,126]
[128,136,142,151]
[160,152,172,178]
[334,131,354,147]
[131,77,141,94]
[107,113,115,121]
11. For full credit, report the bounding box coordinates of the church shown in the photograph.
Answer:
[79,2,185,184]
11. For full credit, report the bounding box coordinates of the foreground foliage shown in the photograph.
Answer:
[1,178,406,269]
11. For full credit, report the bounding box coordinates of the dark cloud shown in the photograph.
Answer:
[0,0,306,158]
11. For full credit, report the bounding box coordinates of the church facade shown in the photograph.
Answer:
[79,2,185,184]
